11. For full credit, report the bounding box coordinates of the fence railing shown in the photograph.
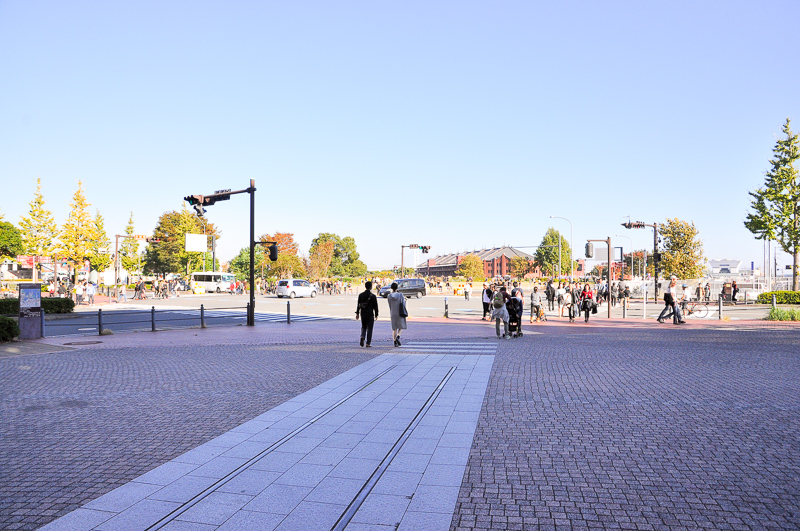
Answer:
[36,304,249,337]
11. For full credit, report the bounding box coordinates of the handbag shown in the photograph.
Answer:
[399,300,408,318]
[591,301,598,314]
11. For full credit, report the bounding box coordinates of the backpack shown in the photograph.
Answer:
[492,291,505,308]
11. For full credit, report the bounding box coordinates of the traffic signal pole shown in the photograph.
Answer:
[587,237,612,319]
[621,221,660,303]
[249,179,255,326]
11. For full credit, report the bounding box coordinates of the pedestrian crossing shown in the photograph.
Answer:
[393,341,498,354]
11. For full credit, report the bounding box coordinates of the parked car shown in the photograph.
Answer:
[378,278,427,298]
[276,279,317,298]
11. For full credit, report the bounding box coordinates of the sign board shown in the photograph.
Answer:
[185,233,208,253]
[18,283,43,340]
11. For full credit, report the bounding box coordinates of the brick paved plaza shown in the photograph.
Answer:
[1,318,798,530]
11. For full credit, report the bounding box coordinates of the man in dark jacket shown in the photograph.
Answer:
[356,281,379,347]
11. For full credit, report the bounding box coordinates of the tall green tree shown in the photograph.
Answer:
[510,256,532,280]
[59,181,95,281]
[534,228,572,277]
[87,210,112,271]
[660,218,705,279]
[143,205,220,275]
[19,178,58,261]
[456,254,484,279]
[119,213,141,273]
[310,233,363,276]
[0,221,23,261]
[745,118,800,290]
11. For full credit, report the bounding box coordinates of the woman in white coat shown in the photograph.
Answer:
[387,282,407,347]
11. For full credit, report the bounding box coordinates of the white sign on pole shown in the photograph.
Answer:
[185,234,207,253]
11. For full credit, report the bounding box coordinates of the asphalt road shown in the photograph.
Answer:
[50,291,770,337]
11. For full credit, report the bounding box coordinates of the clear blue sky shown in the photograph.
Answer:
[2,1,798,272]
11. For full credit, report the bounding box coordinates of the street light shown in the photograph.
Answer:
[550,216,573,281]
[615,234,634,280]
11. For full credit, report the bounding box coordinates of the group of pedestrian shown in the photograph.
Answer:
[355,280,407,347]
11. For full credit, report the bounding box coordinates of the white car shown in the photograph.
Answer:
[276,279,317,298]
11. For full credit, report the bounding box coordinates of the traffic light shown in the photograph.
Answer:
[268,243,278,262]
[621,221,646,229]
[653,252,662,263]
[184,195,206,216]
[420,246,430,253]
[147,238,161,243]
[585,243,594,258]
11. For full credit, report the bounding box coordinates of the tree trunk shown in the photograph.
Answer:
[794,249,799,291]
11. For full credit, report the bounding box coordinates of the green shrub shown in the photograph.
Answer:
[0,316,20,341]
[0,298,75,315]
[0,299,16,316]
[43,298,75,314]
[756,291,800,305]
[767,307,800,321]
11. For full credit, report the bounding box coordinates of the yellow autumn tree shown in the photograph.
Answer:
[59,181,96,280]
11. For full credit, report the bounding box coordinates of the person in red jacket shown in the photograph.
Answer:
[580,283,594,323]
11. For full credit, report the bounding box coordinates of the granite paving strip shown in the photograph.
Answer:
[38,342,496,531]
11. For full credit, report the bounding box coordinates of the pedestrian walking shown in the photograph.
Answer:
[387,282,407,347]
[622,284,630,309]
[564,287,575,322]
[117,283,127,303]
[529,286,544,323]
[481,283,493,321]
[732,281,739,303]
[86,282,96,306]
[464,283,472,301]
[355,281,379,347]
[75,282,84,306]
[657,277,685,324]
[556,282,566,317]
[546,280,555,311]
[580,283,595,323]
[491,286,511,339]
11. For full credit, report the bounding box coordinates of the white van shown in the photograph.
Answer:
[191,272,236,293]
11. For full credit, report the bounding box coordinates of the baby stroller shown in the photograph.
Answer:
[507,297,523,338]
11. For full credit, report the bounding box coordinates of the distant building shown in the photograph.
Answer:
[415,246,582,279]
[707,259,742,275]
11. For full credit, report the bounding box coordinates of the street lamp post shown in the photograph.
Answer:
[550,216,573,280]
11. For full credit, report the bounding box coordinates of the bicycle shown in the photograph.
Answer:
[682,300,709,318]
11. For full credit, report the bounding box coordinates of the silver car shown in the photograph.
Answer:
[276,279,317,298]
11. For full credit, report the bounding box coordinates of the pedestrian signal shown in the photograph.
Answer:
[585,243,594,258]
[268,244,278,262]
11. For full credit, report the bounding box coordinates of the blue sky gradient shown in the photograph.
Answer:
[2,1,798,270]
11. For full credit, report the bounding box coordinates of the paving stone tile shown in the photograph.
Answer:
[215,510,284,531]
[148,475,219,503]
[329,457,381,480]
[133,461,200,486]
[249,451,304,473]
[244,483,313,514]
[408,484,460,513]
[37,508,114,531]
[398,510,455,530]
[95,499,180,530]
[84,482,163,512]
[176,491,252,525]
[215,469,282,496]
[352,493,412,526]
[275,501,346,531]
[420,464,467,487]
[188,456,248,479]
[372,470,423,496]
[305,476,365,506]
[273,463,334,487]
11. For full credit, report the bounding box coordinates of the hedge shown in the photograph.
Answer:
[0,298,75,315]
[767,307,800,321]
[756,291,800,305]
[0,316,20,342]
